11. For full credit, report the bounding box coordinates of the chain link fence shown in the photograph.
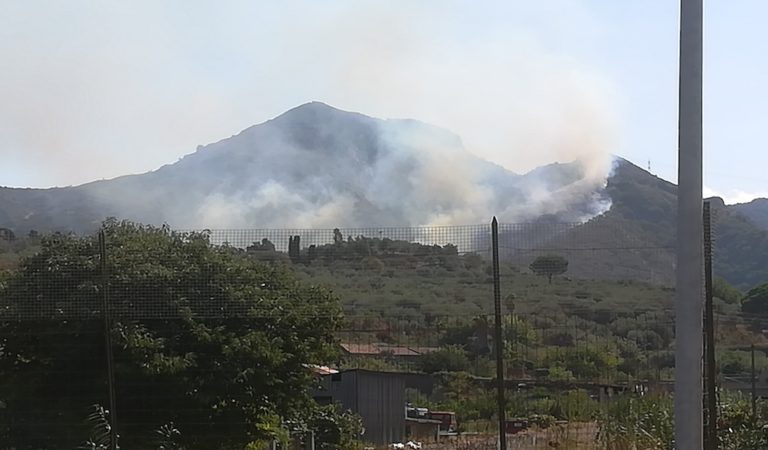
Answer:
[0,219,765,449]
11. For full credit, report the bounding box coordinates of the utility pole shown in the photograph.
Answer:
[676,0,704,449]
[491,217,507,450]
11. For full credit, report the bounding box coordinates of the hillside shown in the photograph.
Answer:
[0,102,605,233]
[731,198,768,231]
[1,102,768,288]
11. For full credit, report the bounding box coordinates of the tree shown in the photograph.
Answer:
[713,276,742,304]
[333,228,344,245]
[0,220,343,449]
[417,346,471,374]
[248,237,276,252]
[742,283,768,314]
[529,255,568,284]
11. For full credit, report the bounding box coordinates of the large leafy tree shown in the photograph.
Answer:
[0,220,343,449]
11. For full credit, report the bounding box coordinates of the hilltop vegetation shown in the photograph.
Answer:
[270,232,767,385]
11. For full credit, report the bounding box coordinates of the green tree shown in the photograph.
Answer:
[529,255,569,284]
[417,345,471,374]
[0,220,343,449]
[546,346,620,380]
[742,283,768,314]
[714,276,742,304]
[308,405,364,450]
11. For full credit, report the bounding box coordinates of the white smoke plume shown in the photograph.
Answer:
[145,103,613,230]
[1,1,621,231]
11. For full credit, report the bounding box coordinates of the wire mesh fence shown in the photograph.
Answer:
[0,219,764,449]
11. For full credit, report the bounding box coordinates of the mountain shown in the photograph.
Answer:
[731,199,768,231]
[0,102,607,233]
[1,102,768,289]
[570,159,768,290]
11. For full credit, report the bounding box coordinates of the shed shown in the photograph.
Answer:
[314,369,406,445]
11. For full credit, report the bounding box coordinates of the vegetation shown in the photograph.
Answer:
[0,221,356,449]
[529,255,569,284]
[598,391,768,450]
[742,282,768,314]
[3,222,768,448]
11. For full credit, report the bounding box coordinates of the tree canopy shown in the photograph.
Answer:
[713,276,742,304]
[0,220,344,449]
[742,283,768,315]
[529,255,569,284]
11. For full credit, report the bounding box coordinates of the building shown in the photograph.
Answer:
[314,369,406,445]
[404,415,442,442]
[0,228,15,241]
[404,407,456,442]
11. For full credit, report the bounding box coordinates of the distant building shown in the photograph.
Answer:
[404,415,442,442]
[339,343,438,359]
[0,228,15,241]
[405,407,456,442]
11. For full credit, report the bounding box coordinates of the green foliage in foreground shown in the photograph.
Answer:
[0,220,349,450]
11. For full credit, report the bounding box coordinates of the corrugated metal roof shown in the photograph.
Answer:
[339,342,438,356]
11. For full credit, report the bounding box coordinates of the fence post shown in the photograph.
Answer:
[703,201,717,450]
[491,217,507,450]
[99,230,119,450]
[752,345,757,420]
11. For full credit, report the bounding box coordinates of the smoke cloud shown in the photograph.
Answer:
[109,103,611,230]
[1,1,620,229]
[1,1,618,187]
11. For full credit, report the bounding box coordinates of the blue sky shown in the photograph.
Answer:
[0,1,765,203]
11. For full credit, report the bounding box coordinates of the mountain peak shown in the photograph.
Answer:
[272,101,368,124]
[284,101,341,114]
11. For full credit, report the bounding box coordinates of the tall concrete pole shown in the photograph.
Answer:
[676,0,703,449]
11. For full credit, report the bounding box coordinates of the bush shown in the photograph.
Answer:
[597,394,673,450]
[553,390,599,421]
[417,346,471,374]
[309,405,364,450]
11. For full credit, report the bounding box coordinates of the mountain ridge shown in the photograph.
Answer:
[0,102,603,232]
[2,102,768,289]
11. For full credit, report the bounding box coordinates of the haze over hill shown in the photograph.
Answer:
[2,102,768,289]
[0,102,610,232]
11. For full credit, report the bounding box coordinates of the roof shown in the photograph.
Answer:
[340,342,438,356]
[304,364,339,375]
[405,417,443,424]
[327,368,430,376]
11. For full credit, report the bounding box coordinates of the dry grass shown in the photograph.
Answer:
[395,422,601,450]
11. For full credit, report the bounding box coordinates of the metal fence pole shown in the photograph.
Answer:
[99,230,119,450]
[491,217,507,450]
[752,345,757,420]
[676,0,704,448]
[703,201,717,450]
